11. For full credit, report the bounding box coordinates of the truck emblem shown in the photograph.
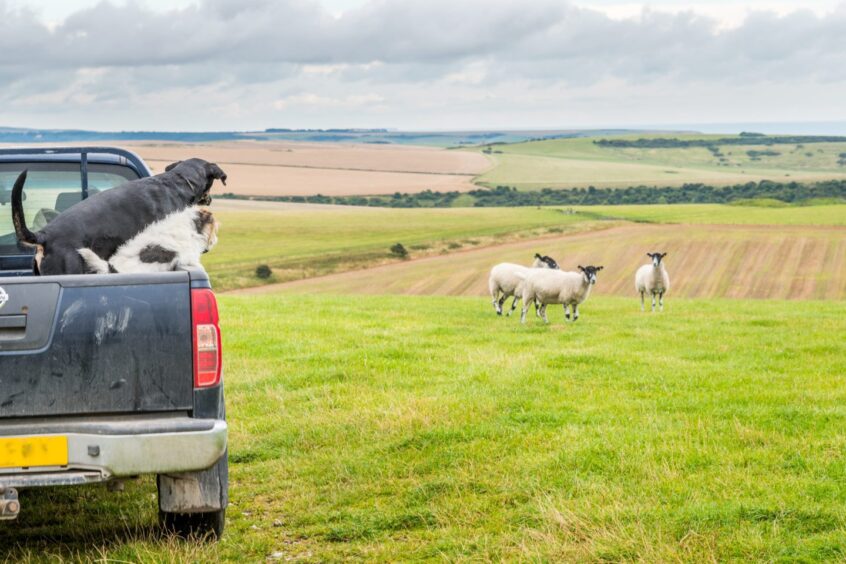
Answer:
[0,287,7,310]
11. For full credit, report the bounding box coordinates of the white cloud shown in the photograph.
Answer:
[0,0,844,130]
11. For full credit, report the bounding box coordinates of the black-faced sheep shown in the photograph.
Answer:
[521,265,604,324]
[635,252,670,311]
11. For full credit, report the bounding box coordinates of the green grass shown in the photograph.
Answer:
[473,136,846,190]
[5,295,845,561]
[205,205,590,291]
[572,203,846,225]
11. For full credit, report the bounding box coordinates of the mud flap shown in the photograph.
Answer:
[157,450,228,513]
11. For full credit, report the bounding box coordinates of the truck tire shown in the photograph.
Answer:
[159,506,225,539]
[157,450,228,540]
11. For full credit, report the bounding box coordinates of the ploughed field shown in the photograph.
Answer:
[4,295,846,561]
[255,223,846,301]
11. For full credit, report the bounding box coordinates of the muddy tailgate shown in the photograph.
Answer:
[0,272,193,417]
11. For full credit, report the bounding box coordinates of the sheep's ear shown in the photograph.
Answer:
[578,265,585,272]
[661,252,667,258]
[534,253,542,259]
[597,266,604,271]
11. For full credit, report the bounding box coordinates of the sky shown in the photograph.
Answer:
[1,0,845,132]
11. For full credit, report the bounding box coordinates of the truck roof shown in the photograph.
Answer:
[0,147,152,178]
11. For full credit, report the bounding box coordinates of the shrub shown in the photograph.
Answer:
[256,264,273,279]
[390,243,409,259]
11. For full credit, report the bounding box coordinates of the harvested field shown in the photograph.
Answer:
[130,140,487,196]
[240,223,846,300]
[0,140,491,197]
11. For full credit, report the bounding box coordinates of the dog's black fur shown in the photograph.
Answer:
[12,158,226,275]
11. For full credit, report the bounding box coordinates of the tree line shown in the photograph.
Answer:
[594,135,846,149]
[219,178,846,208]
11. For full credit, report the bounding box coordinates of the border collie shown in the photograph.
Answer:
[11,158,226,275]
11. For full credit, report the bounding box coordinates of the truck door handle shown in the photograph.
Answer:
[0,315,26,337]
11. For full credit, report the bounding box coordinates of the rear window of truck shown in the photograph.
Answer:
[0,162,139,255]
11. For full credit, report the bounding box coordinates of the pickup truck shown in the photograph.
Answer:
[0,147,228,538]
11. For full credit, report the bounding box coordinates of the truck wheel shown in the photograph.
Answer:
[157,450,228,540]
[159,507,225,539]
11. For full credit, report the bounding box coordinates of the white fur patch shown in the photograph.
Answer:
[78,207,217,274]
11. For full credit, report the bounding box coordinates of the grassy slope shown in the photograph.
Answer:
[258,222,846,300]
[205,205,589,291]
[5,295,846,561]
[473,136,846,190]
[576,203,846,226]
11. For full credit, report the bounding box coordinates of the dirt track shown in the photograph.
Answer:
[231,223,846,300]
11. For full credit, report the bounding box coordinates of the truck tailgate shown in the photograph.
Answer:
[0,272,193,417]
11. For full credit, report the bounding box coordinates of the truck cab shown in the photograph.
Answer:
[0,148,228,538]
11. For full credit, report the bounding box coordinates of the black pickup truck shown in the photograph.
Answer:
[0,148,228,538]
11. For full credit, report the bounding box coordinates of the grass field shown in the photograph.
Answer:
[473,136,846,190]
[4,295,845,561]
[576,203,846,226]
[205,201,591,291]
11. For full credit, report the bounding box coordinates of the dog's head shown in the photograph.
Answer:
[194,208,220,252]
[166,159,227,206]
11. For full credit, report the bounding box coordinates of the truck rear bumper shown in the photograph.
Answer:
[0,415,227,488]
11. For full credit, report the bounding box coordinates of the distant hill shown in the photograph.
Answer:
[0,126,656,147]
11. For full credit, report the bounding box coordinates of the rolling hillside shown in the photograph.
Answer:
[473,135,846,190]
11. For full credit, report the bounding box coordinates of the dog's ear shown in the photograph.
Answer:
[204,162,227,186]
[165,161,183,172]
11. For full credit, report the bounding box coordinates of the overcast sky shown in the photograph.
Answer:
[1,0,844,131]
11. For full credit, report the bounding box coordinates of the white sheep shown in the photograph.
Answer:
[635,252,670,312]
[488,253,559,316]
[521,265,604,324]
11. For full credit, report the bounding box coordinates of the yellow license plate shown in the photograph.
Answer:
[0,436,68,469]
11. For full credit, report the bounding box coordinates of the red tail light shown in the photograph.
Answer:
[191,288,221,388]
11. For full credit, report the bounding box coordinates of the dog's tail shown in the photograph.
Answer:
[11,170,39,246]
[77,248,115,274]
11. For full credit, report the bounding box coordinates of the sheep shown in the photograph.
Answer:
[521,265,604,324]
[635,252,670,312]
[488,253,559,316]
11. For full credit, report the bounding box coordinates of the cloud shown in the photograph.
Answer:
[0,0,844,129]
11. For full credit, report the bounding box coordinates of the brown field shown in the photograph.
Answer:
[0,140,491,196]
[234,223,846,300]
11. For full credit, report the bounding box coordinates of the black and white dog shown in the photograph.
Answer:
[78,207,219,274]
[11,158,226,275]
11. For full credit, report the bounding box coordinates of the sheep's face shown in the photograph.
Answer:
[647,252,667,267]
[578,265,604,285]
[533,253,560,269]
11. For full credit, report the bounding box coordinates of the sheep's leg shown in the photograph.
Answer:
[573,304,580,322]
[492,291,502,315]
[534,299,542,318]
[640,291,645,311]
[520,302,530,324]
[659,292,664,312]
[564,304,571,320]
[508,295,519,316]
[651,293,656,312]
[540,304,549,324]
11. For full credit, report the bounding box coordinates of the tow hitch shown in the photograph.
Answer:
[0,487,20,520]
